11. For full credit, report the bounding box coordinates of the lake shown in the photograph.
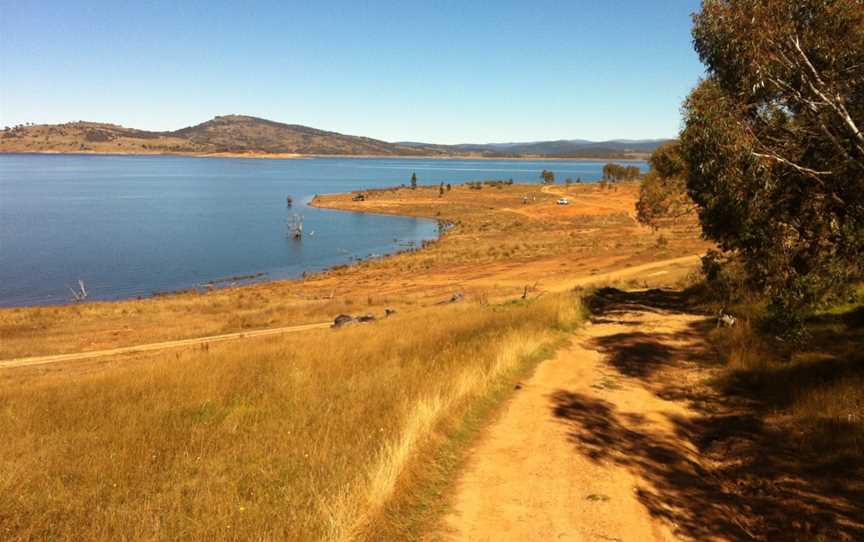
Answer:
[0,154,647,306]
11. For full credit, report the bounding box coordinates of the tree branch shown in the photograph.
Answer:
[751,152,832,177]
[762,54,864,171]
[792,35,864,152]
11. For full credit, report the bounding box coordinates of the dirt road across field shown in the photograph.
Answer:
[0,322,331,369]
[0,255,700,371]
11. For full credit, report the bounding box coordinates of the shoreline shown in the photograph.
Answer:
[0,181,708,360]
[0,204,443,310]
[0,150,650,162]
[0,181,647,310]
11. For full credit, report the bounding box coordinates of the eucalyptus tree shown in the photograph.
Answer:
[681,0,864,323]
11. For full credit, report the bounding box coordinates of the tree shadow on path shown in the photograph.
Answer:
[552,288,864,541]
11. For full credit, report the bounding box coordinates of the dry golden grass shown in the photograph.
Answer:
[0,292,354,360]
[0,182,706,361]
[0,293,584,541]
[708,292,864,456]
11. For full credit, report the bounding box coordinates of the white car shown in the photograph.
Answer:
[556,198,569,205]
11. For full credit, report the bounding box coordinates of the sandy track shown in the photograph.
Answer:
[441,295,706,541]
[543,255,700,293]
[0,322,331,369]
[0,255,701,371]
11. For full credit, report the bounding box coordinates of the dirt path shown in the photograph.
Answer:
[543,255,699,293]
[441,290,710,542]
[0,321,331,369]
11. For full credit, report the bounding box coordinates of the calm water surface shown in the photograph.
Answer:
[0,154,646,306]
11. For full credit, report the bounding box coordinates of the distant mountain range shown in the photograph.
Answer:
[397,138,669,157]
[0,115,669,158]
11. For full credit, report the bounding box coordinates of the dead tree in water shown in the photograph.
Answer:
[69,280,87,302]
[287,214,303,240]
[286,196,293,208]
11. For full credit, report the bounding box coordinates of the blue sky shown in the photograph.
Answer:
[0,1,705,143]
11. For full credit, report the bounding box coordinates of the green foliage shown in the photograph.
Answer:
[681,0,864,326]
[636,142,696,228]
[699,250,751,306]
[648,141,686,178]
[411,171,417,190]
[601,163,641,181]
[539,169,555,184]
